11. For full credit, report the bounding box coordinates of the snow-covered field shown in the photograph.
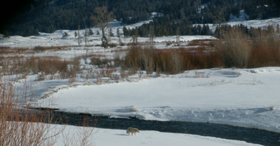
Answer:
[0,31,215,48]
[1,16,280,145]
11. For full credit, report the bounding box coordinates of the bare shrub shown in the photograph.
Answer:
[91,58,109,67]
[127,42,139,46]
[169,52,183,74]
[62,116,96,146]
[124,46,223,74]
[248,35,280,67]
[96,77,103,84]
[33,46,45,52]
[155,64,161,77]
[214,29,251,68]
[0,81,64,146]
[128,68,137,75]
[68,77,76,84]
[166,42,172,46]
[124,46,156,74]
[37,73,45,81]
[113,53,124,67]
[141,47,156,74]
[0,56,70,78]
[120,69,128,79]
[108,43,117,48]
[71,57,81,72]
[138,71,143,78]
[194,71,209,78]
[248,45,280,67]
[114,74,120,83]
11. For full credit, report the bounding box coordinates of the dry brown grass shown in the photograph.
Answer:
[83,53,106,58]
[111,48,129,53]
[186,46,207,52]
[108,43,117,48]
[0,46,78,55]
[186,39,213,47]
[91,58,110,67]
[0,47,34,55]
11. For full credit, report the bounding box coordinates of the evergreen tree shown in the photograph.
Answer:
[118,28,122,45]
[78,25,82,46]
[132,28,138,43]
[123,26,129,38]
[117,28,120,37]
[84,28,89,46]
[35,29,40,36]
[186,27,192,35]
[176,27,180,42]
[149,25,155,44]
[267,25,274,34]
[88,28,94,35]
[201,24,210,35]
[62,32,69,38]
[3,31,9,38]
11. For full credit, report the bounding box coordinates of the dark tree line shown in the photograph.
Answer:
[123,23,211,37]
[1,0,280,36]
[123,22,279,38]
[214,24,280,38]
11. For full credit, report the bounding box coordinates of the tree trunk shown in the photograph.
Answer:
[101,28,108,48]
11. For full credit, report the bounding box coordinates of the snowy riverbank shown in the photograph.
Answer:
[35,67,280,133]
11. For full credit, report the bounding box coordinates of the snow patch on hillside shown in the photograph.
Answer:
[193,17,280,33]
[228,10,249,22]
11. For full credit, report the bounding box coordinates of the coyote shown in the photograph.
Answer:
[126,127,139,136]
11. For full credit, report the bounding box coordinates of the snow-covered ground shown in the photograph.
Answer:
[0,31,215,48]
[51,124,260,146]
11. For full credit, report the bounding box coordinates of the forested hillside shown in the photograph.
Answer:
[1,0,279,36]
